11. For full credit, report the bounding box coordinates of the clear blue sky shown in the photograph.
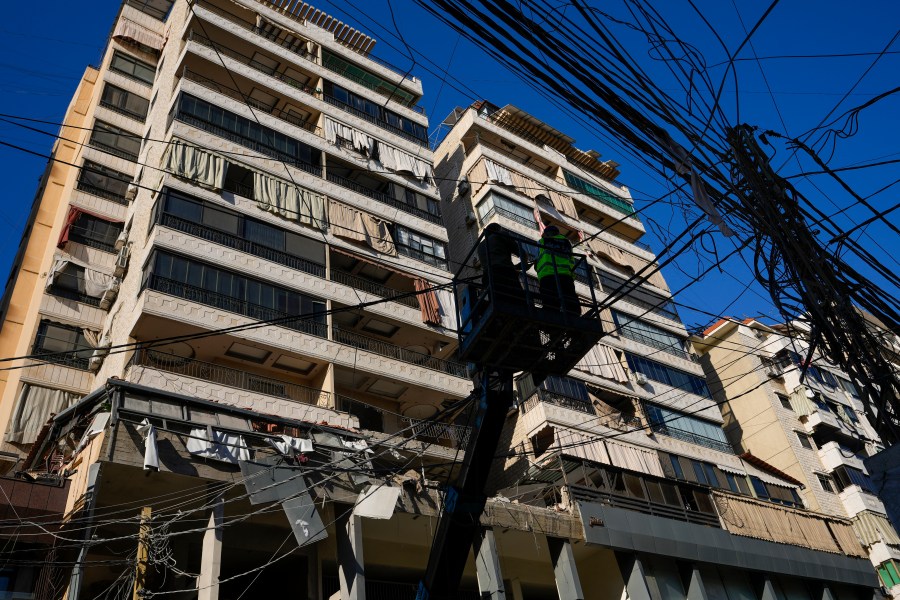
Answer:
[1,0,897,331]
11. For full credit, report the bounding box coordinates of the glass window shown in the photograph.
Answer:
[476,192,537,228]
[796,432,814,449]
[643,402,729,451]
[669,455,684,479]
[202,206,240,234]
[725,473,741,494]
[562,169,635,216]
[777,393,793,410]
[839,376,861,399]
[394,224,448,270]
[542,376,590,402]
[843,405,859,423]
[245,220,284,250]
[100,83,150,119]
[69,213,123,252]
[90,120,141,161]
[750,476,770,499]
[109,50,155,85]
[816,474,835,493]
[165,193,203,221]
[33,320,94,370]
[627,354,711,398]
[612,311,688,358]
[599,270,678,320]
[78,160,131,200]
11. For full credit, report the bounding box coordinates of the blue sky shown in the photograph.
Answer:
[1,0,897,331]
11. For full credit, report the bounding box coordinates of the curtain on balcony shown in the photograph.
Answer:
[587,238,668,291]
[113,18,164,52]
[829,520,867,557]
[329,201,396,255]
[555,427,610,464]
[254,172,326,230]
[324,117,376,157]
[164,140,228,190]
[604,440,665,477]
[377,143,434,185]
[854,511,900,547]
[5,384,80,444]
[574,343,628,383]
[788,385,815,416]
[436,288,457,331]
[484,159,514,186]
[186,427,250,464]
[46,255,117,298]
[413,279,441,325]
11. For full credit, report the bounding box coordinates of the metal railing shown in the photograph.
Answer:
[321,55,425,113]
[567,484,721,528]
[478,205,537,230]
[193,0,320,67]
[331,326,467,378]
[88,138,139,163]
[321,93,429,148]
[523,389,595,415]
[157,213,326,278]
[189,31,320,99]
[182,69,318,134]
[173,113,323,177]
[325,170,442,224]
[146,275,328,338]
[649,423,733,454]
[402,417,471,448]
[46,286,103,308]
[330,270,419,309]
[617,328,695,361]
[98,100,147,123]
[66,228,118,254]
[75,180,130,205]
[129,348,330,405]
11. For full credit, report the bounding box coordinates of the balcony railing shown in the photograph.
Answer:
[336,394,470,449]
[567,483,721,528]
[325,170,442,224]
[145,275,328,338]
[182,69,318,134]
[193,0,320,67]
[321,93,429,148]
[174,112,323,177]
[331,326,467,378]
[649,423,733,454]
[88,138,139,163]
[402,417,471,448]
[129,349,330,405]
[523,388,595,415]
[67,229,117,254]
[157,213,326,278]
[46,286,103,308]
[321,54,425,114]
[189,30,320,99]
[478,205,537,230]
[617,328,695,362]
[98,99,147,123]
[75,180,130,205]
[330,269,419,309]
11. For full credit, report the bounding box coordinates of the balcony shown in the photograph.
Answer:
[523,388,594,415]
[322,50,424,113]
[330,270,419,310]
[818,441,866,472]
[325,170,442,224]
[337,395,470,450]
[839,484,887,517]
[145,274,328,337]
[321,93,429,148]
[567,483,721,528]
[174,111,322,177]
[182,69,318,134]
[617,327,695,362]
[332,326,467,378]
[157,212,326,279]
[649,423,733,454]
[75,180,130,205]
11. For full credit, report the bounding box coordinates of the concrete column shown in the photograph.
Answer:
[685,567,709,600]
[473,528,506,599]
[197,496,224,600]
[547,537,584,600]
[335,505,365,600]
[306,544,320,600]
[615,553,652,600]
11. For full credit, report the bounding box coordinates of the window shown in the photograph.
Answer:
[46,263,100,306]
[90,120,141,161]
[32,320,94,370]
[816,473,835,493]
[100,83,150,120]
[669,455,684,479]
[750,476,770,500]
[394,225,448,270]
[612,311,689,359]
[777,393,793,410]
[843,405,859,423]
[725,472,748,494]
[599,270,679,321]
[476,192,537,229]
[144,250,327,337]
[562,170,635,216]
[542,375,590,402]
[796,432,814,450]
[323,81,428,143]
[832,465,875,493]
[68,213,123,253]
[176,94,321,171]
[643,402,730,452]
[877,561,900,589]
[109,50,155,85]
[77,161,132,203]
[839,376,861,399]
[402,188,441,219]
[626,354,711,398]
[322,50,417,107]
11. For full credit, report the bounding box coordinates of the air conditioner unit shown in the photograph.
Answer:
[113,245,131,278]
[634,372,648,386]
[99,278,120,310]
[125,183,138,201]
[764,363,784,378]
[465,210,477,227]
[114,229,129,251]
[457,178,471,197]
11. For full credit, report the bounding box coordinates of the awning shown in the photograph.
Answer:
[853,510,900,547]
[113,18,164,52]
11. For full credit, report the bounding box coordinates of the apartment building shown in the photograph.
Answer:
[0,1,885,599]
[693,317,900,595]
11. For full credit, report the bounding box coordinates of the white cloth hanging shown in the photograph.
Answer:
[253,172,326,230]
[186,427,251,463]
[269,434,314,456]
[136,419,159,471]
[164,140,228,190]
[435,289,458,331]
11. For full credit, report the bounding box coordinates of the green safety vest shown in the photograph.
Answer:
[536,234,575,280]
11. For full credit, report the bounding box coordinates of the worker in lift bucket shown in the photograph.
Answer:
[536,224,579,316]
[478,222,524,304]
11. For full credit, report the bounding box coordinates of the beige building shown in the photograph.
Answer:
[0,2,885,599]
[694,317,900,595]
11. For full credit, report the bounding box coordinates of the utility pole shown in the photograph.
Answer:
[132,507,152,600]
